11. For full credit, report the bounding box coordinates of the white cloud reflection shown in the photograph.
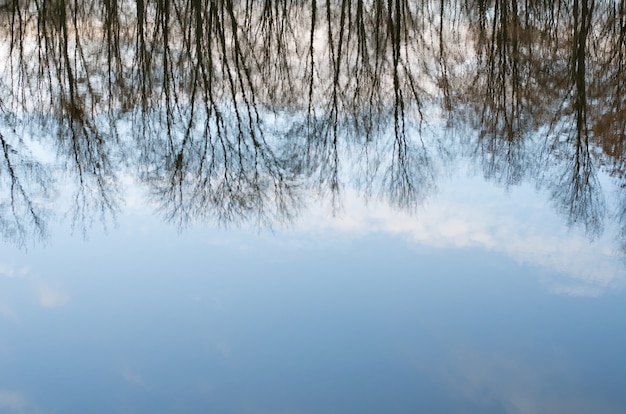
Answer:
[296,178,626,297]
[0,390,27,411]
[442,349,623,414]
[0,265,28,278]
[36,286,69,308]
[119,367,146,387]
[0,302,16,320]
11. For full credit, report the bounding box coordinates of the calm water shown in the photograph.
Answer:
[1,0,626,413]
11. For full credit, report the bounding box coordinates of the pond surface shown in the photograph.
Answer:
[1,0,626,413]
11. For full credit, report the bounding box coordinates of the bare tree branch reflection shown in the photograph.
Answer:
[539,0,606,237]
[450,0,614,237]
[285,0,433,211]
[0,127,50,245]
[0,0,624,248]
[457,0,544,187]
[133,0,302,227]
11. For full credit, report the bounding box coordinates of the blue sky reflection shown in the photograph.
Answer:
[0,173,625,414]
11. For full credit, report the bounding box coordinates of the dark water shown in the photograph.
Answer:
[1,1,625,413]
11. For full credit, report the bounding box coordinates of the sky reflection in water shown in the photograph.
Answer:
[2,172,626,414]
[1,0,626,412]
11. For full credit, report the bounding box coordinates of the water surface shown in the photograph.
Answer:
[1,0,626,412]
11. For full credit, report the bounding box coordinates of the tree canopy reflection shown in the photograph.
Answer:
[0,0,624,247]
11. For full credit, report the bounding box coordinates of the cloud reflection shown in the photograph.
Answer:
[0,302,16,320]
[443,350,623,414]
[0,390,27,411]
[36,286,69,308]
[0,265,28,278]
[297,182,626,297]
[119,367,146,387]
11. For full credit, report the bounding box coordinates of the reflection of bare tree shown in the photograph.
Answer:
[451,0,613,237]
[585,0,626,250]
[0,0,625,246]
[146,111,301,228]
[0,127,50,245]
[130,0,301,227]
[0,0,440,232]
[286,0,433,210]
[590,0,626,180]
[0,0,122,234]
[540,0,605,237]
[457,0,548,187]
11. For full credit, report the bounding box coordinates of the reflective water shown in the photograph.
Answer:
[1,0,626,412]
